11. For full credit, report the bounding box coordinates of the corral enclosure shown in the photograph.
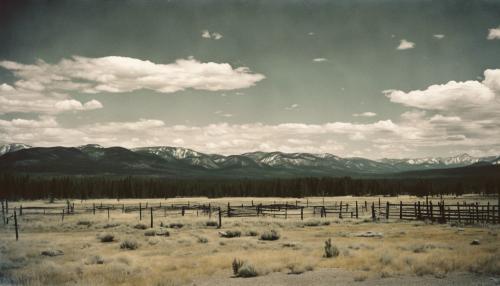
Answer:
[1,195,499,285]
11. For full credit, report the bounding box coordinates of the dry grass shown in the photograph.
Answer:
[0,196,498,285]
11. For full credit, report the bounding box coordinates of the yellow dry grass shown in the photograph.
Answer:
[0,196,498,286]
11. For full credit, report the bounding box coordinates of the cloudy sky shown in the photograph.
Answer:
[1,0,500,159]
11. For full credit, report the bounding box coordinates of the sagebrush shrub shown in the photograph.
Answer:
[120,239,139,250]
[220,230,241,238]
[134,223,148,230]
[232,258,243,275]
[100,233,114,242]
[237,263,258,277]
[206,221,218,227]
[260,230,280,241]
[324,238,339,258]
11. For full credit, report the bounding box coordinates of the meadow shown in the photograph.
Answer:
[0,195,499,285]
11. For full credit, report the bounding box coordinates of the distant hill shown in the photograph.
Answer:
[0,143,498,178]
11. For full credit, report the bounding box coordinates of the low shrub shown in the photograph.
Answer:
[324,238,339,258]
[120,239,139,250]
[41,249,64,257]
[260,230,280,241]
[77,220,92,227]
[303,220,321,227]
[206,221,218,227]
[245,230,258,236]
[144,229,156,236]
[156,229,170,236]
[197,236,208,243]
[134,223,148,230]
[169,223,184,229]
[219,230,241,238]
[103,223,120,229]
[237,263,258,277]
[232,258,244,275]
[99,233,115,242]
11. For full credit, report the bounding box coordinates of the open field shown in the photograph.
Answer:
[1,195,499,285]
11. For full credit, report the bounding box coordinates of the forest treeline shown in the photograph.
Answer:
[1,173,499,200]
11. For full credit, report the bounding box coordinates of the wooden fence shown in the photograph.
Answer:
[1,197,499,241]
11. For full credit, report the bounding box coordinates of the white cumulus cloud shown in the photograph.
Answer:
[313,58,328,62]
[0,56,265,95]
[397,39,415,50]
[353,112,377,117]
[487,26,500,40]
[202,30,223,40]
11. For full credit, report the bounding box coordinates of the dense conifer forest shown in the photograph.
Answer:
[1,173,499,200]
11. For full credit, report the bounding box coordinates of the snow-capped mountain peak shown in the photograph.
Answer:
[0,143,32,156]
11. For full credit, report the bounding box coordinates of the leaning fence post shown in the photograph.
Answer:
[150,207,153,228]
[14,209,19,241]
[218,207,222,228]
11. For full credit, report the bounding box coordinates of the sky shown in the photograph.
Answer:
[1,0,500,159]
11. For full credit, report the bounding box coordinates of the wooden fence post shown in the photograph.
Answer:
[61,209,65,222]
[107,207,110,220]
[339,201,343,219]
[1,200,5,224]
[417,201,421,219]
[139,203,142,220]
[93,203,95,215]
[386,202,390,220]
[475,203,479,223]
[14,209,18,241]
[364,201,367,212]
[150,207,153,228]
[218,207,222,229]
[371,202,376,221]
[209,203,212,219]
[486,202,490,223]
[301,207,304,220]
[355,201,358,219]
[399,201,402,220]
[413,202,417,219]
[429,201,433,221]
[457,202,461,223]
[227,203,231,218]
[322,206,326,218]
[181,206,185,216]
[122,204,125,213]
[285,205,288,220]
[19,205,22,216]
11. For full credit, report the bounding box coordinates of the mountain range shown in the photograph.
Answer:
[0,143,499,178]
